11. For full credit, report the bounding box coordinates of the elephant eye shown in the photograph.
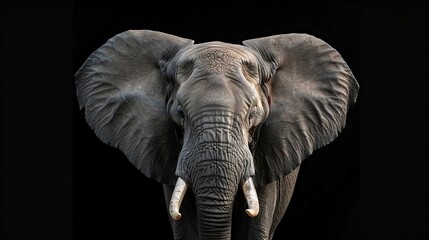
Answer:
[242,61,258,80]
[177,59,194,81]
[243,61,255,71]
[177,105,185,125]
[249,105,258,122]
[180,59,193,68]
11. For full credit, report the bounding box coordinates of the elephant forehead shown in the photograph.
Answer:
[186,43,255,75]
[198,48,237,75]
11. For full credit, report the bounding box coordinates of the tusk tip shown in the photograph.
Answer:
[170,211,182,221]
[245,209,259,217]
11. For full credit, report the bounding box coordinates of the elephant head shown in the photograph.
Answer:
[75,30,359,239]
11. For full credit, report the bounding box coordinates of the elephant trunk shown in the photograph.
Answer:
[193,177,259,240]
[172,115,259,239]
[168,177,235,240]
[194,183,235,240]
[190,140,250,240]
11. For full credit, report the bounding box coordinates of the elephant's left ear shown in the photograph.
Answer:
[243,34,359,186]
[75,30,194,185]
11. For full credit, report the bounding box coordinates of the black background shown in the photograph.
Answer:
[2,0,428,239]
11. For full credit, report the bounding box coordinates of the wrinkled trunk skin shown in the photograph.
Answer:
[194,177,236,240]
[178,114,252,240]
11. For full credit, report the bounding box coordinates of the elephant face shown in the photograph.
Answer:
[169,42,268,131]
[75,30,359,239]
[167,42,269,181]
[165,43,271,227]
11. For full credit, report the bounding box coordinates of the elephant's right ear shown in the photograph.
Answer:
[75,30,194,185]
[244,34,359,186]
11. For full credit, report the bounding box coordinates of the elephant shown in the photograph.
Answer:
[74,30,359,240]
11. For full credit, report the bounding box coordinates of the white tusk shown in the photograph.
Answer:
[169,177,188,221]
[242,177,259,217]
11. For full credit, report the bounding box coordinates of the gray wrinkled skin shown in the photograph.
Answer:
[75,30,359,240]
